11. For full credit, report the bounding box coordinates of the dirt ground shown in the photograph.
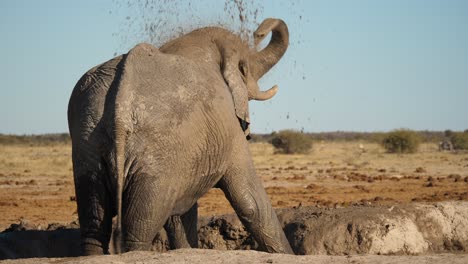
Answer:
[0,141,467,230]
[2,249,468,264]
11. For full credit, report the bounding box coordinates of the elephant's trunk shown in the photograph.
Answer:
[249,18,289,101]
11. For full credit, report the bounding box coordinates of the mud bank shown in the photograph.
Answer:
[1,202,467,260]
[199,201,468,255]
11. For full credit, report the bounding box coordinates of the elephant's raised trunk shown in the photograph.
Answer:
[249,18,289,101]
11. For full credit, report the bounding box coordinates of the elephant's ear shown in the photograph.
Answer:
[222,49,250,139]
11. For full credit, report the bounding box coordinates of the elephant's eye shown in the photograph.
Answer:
[239,61,248,77]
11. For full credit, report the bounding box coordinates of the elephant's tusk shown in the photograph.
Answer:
[252,85,278,101]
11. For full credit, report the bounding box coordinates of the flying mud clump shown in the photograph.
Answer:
[113,0,264,49]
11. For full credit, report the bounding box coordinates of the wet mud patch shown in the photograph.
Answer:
[1,202,467,260]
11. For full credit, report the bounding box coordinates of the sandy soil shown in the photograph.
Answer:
[0,141,467,230]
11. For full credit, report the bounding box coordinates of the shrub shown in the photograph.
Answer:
[449,131,468,150]
[270,130,312,154]
[381,129,421,153]
[444,130,454,138]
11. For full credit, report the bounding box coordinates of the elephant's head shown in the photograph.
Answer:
[222,18,289,138]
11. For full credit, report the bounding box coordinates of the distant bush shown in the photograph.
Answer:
[381,129,421,153]
[270,130,312,154]
[449,131,468,150]
[444,130,454,138]
[250,130,445,143]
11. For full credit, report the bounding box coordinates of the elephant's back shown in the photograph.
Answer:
[67,43,236,144]
[122,45,235,135]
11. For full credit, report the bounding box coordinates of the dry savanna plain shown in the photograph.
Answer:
[0,138,467,230]
[1,136,468,264]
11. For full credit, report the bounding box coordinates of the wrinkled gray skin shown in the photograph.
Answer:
[68,18,291,255]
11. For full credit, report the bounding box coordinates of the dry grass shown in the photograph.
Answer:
[0,143,75,229]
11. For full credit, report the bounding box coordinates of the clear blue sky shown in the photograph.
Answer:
[1,0,467,134]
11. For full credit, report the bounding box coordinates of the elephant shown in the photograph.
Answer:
[67,18,292,255]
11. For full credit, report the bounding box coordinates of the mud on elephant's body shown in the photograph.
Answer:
[68,18,291,255]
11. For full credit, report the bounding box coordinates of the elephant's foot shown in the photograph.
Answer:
[123,241,152,252]
[81,238,108,255]
[163,204,199,250]
[165,215,192,249]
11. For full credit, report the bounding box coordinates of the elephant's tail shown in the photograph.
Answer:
[111,50,134,254]
[113,120,126,254]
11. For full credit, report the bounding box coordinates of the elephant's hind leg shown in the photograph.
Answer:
[73,159,113,255]
[164,203,199,249]
[181,203,199,248]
